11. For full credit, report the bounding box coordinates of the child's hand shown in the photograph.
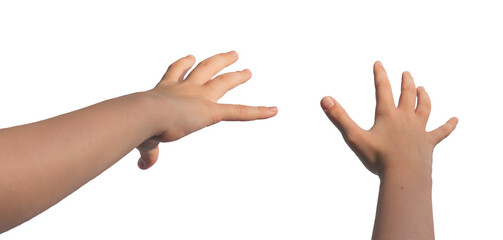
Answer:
[136,51,277,169]
[320,61,457,176]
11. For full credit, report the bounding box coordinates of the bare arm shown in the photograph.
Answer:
[320,61,457,239]
[0,51,278,233]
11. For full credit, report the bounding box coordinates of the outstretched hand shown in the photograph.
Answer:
[136,51,277,169]
[321,61,457,176]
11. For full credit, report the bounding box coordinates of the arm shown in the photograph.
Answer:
[320,61,457,240]
[0,51,278,233]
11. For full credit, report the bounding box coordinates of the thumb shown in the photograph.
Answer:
[321,96,363,138]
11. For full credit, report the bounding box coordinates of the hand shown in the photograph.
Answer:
[136,51,278,169]
[320,61,457,176]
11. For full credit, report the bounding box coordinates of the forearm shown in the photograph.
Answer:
[372,163,434,240]
[0,91,163,233]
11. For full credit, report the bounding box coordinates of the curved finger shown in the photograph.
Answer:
[185,51,239,84]
[160,55,196,84]
[415,86,431,123]
[374,61,396,113]
[429,117,458,146]
[137,146,159,170]
[137,139,160,170]
[203,69,252,101]
[218,104,278,121]
[397,71,417,111]
[320,96,364,139]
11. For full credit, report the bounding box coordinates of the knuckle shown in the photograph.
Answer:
[425,101,432,109]
[203,100,215,110]
[440,127,448,135]
[210,113,222,125]
[402,86,416,94]
[204,103,221,124]
[446,123,455,133]
[417,104,430,113]
[198,59,213,68]
[344,132,359,145]
[330,108,345,122]
[236,104,247,117]
[215,73,230,82]
[437,126,450,138]
[167,61,180,71]
[419,97,431,110]
[377,79,390,88]
[427,134,437,145]
[168,58,190,71]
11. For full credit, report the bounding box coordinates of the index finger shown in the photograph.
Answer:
[218,104,278,121]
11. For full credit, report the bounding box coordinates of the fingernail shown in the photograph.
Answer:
[228,50,237,56]
[375,61,383,67]
[269,106,278,113]
[453,117,459,124]
[321,96,335,111]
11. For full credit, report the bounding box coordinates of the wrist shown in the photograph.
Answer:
[130,91,172,138]
[378,160,432,183]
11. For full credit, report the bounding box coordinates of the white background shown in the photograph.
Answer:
[0,0,502,239]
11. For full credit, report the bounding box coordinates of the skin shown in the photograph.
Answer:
[0,51,277,233]
[320,61,457,240]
